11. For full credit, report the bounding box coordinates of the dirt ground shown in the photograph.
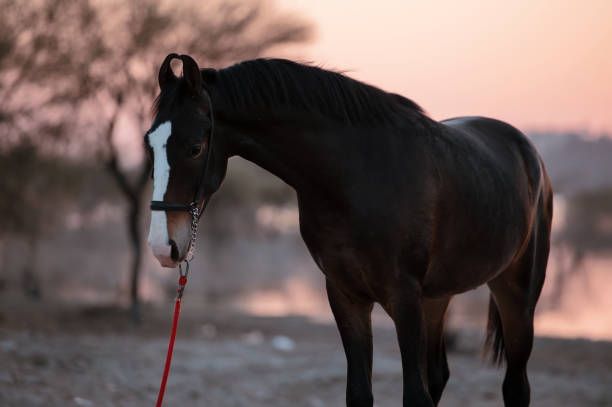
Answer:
[1,299,611,407]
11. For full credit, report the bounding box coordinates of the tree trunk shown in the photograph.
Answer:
[22,236,42,300]
[102,97,151,322]
[128,199,143,322]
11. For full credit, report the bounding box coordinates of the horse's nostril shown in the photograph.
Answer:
[169,239,179,261]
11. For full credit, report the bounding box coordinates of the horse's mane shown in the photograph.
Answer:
[153,58,427,127]
[208,59,427,126]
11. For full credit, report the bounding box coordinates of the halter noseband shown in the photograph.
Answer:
[150,201,196,211]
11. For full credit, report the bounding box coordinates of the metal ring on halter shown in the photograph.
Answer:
[178,260,190,278]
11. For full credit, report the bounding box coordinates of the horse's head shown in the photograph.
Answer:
[145,54,228,268]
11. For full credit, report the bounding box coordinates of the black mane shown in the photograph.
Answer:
[206,59,426,126]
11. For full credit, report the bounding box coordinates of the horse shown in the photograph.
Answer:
[145,53,553,407]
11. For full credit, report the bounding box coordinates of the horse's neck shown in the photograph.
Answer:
[220,112,344,197]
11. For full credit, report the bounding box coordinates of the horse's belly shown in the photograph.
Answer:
[422,198,531,296]
[422,242,518,297]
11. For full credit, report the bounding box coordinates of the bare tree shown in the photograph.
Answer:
[0,0,110,294]
[92,0,311,320]
[0,0,106,148]
[0,0,311,319]
[0,142,98,297]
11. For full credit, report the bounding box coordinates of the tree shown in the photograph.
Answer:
[0,0,312,319]
[94,0,311,320]
[0,0,105,148]
[0,142,88,297]
[0,0,109,295]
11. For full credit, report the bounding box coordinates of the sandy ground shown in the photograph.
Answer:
[1,300,611,407]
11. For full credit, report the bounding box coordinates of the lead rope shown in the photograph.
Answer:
[155,203,200,407]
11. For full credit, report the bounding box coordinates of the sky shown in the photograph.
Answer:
[276,0,612,134]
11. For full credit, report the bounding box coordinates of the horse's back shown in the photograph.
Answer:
[441,116,544,193]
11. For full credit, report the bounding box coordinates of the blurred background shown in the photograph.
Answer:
[1,1,611,406]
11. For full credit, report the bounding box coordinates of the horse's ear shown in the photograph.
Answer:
[158,53,179,90]
[180,54,202,95]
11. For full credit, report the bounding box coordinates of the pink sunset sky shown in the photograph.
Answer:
[277,0,612,134]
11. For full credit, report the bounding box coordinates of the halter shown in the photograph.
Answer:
[149,90,215,262]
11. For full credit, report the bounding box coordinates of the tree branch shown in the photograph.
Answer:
[103,94,139,203]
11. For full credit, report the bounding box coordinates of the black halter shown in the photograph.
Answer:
[150,91,214,218]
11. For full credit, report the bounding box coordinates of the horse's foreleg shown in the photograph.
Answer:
[423,296,451,405]
[389,279,434,407]
[326,279,374,407]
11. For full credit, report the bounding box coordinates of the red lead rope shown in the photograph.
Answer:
[155,273,188,407]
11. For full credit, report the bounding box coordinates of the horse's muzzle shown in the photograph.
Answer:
[150,242,179,268]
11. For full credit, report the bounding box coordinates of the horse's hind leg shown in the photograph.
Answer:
[423,296,451,405]
[487,210,551,406]
[488,276,535,406]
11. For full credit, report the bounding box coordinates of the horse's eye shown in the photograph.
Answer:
[190,144,203,158]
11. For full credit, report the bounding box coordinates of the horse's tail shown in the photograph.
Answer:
[485,295,505,365]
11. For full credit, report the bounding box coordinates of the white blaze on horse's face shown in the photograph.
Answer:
[147,121,176,267]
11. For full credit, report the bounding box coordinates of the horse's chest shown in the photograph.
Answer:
[298,209,388,299]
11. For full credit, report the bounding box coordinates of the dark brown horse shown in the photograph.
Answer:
[145,54,552,406]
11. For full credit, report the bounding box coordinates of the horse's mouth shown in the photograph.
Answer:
[159,259,179,268]
[166,238,191,267]
[169,239,180,263]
